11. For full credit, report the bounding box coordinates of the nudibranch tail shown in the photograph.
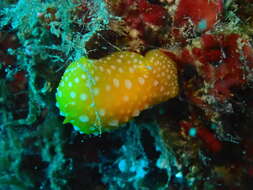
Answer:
[56,49,179,135]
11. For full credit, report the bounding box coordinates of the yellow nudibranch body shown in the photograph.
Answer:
[56,49,179,135]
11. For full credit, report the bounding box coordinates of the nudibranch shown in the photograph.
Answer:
[56,49,179,135]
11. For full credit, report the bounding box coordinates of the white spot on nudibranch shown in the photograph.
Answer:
[74,126,80,131]
[70,92,76,98]
[107,69,112,74]
[108,119,119,126]
[138,77,145,85]
[99,109,105,116]
[95,76,100,81]
[74,78,80,83]
[80,93,87,100]
[118,67,124,73]
[94,88,99,96]
[125,80,132,89]
[132,110,140,116]
[58,91,62,97]
[99,66,104,72]
[113,78,120,87]
[153,80,159,86]
[123,96,129,102]
[111,65,116,70]
[129,67,134,73]
[105,85,111,91]
[79,115,89,122]
[60,81,64,87]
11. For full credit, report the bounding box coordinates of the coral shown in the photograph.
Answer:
[175,33,250,101]
[179,119,222,153]
[171,0,222,44]
[1,0,253,189]
[100,122,175,190]
[56,49,179,134]
[108,0,170,50]
[174,0,221,32]
[114,0,167,28]
[0,114,71,190]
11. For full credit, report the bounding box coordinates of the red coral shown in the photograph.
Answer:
[164,33,252,101]
[242,42,253,69]
[201,34,220,49]
[138,0,166,26]
[187,34,247,100]
[197,127,222,153]
[174,0,221,31]
[199,34,246,100]
[181,49,194,64]
[116,0,167,36]
[179,120,222,153]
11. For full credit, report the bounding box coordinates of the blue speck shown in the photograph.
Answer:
[130,159,148,179]
[197,19,207,32]
[118,159,127,172]
[188,128,197,137]
[175,172,183,179]
[146,66,153,70]
[211,123,217,129]
[73,126,80,131]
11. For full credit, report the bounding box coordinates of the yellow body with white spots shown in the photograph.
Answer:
[56,49,179,134]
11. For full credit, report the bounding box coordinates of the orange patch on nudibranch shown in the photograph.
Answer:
[56,49,179,135]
